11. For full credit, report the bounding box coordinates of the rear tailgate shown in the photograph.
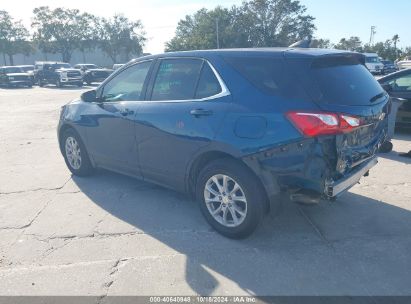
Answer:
[285,52,389,188]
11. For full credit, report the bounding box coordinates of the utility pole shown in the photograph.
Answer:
[216,19,220,49]
[369,26,376,46]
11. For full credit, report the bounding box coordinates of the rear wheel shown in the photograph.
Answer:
[61,129,93,176]
[196,159,264,239]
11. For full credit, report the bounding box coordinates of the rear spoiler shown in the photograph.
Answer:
[310,53,366,68]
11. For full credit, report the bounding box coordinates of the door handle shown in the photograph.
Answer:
[190,109,213,117]
[119,108,134,116]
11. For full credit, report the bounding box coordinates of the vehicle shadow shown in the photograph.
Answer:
[72,170,411,296]
[378,150,411,164]
[0,86,33,90]
[42,85,88,90]
[40,84,100,90]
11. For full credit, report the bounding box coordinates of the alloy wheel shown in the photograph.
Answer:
[203,174,247,227]
[65,136,82,170]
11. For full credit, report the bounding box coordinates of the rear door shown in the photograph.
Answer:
[286,54,389,175]
[134,57,231,191]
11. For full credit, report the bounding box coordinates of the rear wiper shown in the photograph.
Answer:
[370,92,387,103]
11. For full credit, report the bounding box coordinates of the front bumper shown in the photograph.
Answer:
[8,80,31,86]
[325,157,378,197]
[60,77,82,83]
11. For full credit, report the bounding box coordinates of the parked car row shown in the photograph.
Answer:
[0,62,114,88]
[364,53,399,75]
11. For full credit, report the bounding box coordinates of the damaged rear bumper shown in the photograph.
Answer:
[325,157,378,197]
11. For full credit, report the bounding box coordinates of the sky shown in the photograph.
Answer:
[1,0,410,54]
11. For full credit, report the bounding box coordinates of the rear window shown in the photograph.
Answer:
[308,56,386,105]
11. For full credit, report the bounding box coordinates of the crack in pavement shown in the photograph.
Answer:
[0,176,72,196]
[297,205,334,249]
[0,198,54,230]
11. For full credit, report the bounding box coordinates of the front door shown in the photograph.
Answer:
[382,71,411,126]
[84,60,153,176]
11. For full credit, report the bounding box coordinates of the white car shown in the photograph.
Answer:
[363,53,383,74]
[396,57,411,70]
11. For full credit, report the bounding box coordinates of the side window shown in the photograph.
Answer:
[102,61,151,102]
[195,63,222,99]
[224,56,286,96]
[151,59,203,101]
[386,74,411,92]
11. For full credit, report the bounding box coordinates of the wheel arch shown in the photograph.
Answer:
[186,150,271,213]
[58,124,87,156]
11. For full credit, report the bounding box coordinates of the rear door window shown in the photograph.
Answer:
[151,59,203,101]
[195,63,222,99]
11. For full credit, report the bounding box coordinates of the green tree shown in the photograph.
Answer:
[363,40,397,61]
[97,14,146,63]
[77,13,100,63]
[166,7,241,51]
[392,34,400,59]
[310,38,331,48]
[32,6,92,62]
[239,0,315,47]
[334,36,363,52]
[0,10,29,65]
[165,0,315,51]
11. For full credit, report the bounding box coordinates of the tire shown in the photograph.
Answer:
[379,141,393,153]
[77,82,83,87]
[38,80,44,87]
[56,79,63,88]
[61,128,94,176]
[196,158,265,239]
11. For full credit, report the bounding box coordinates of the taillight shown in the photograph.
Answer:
[287,112,361,137]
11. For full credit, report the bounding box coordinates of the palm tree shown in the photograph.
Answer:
[392,34,400,59]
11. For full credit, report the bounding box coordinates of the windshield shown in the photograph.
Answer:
[20,66,34,72]
[4,67,23,73]
[84,64,99,69]
[53,63,71,69]
[366,56,381,63]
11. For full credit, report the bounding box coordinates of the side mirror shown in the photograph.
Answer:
[81,90,97,103]
[381,84,393,92]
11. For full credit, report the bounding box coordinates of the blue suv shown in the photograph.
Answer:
[58,48,388,238]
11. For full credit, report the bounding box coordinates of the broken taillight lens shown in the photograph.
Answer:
[286,112,361,137]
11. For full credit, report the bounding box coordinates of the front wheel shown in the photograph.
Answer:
[61,129,94,176]
[196,159,265,239]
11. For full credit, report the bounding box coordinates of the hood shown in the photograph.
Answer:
[87,68,113,72]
